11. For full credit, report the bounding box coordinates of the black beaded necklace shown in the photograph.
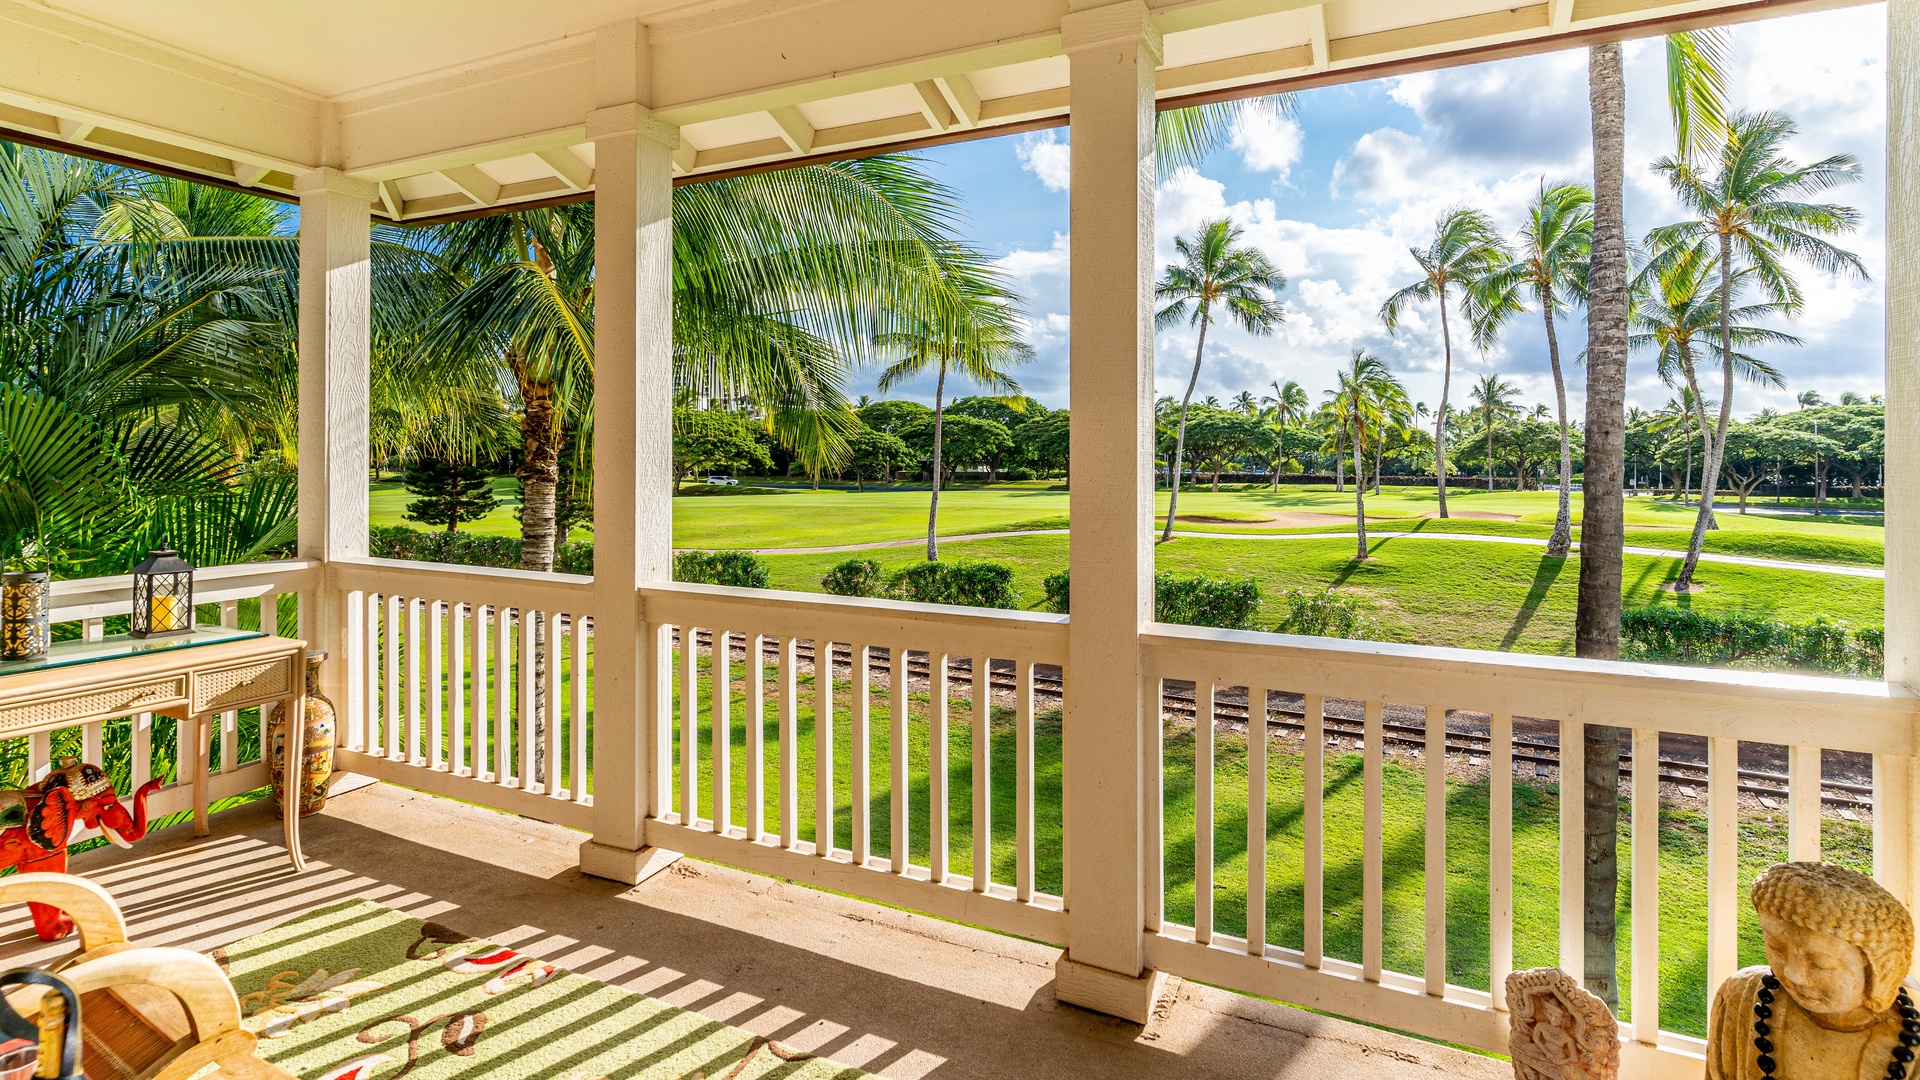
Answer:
[1752,973,1917,1079]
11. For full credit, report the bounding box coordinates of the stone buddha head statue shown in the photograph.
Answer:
[1753,861,1915,1028]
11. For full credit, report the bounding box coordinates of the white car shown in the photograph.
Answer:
[705,475,739,486]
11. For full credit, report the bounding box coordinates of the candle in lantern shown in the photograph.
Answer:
[150,593,184,631]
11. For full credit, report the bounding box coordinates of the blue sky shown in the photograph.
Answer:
[859,4,1888,422]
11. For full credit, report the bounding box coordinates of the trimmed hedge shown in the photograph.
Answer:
[821,558,885,598]
[371,525,597,573]
[673,550,771,589]
[1620,607,1883,678]
[887,561,1018,609]
[1040,569,1261,631]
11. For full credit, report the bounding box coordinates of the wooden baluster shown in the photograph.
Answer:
[495,606,512,785]
[449,603,466,775]
[1247,687,1269,956]
[1708,736,1739,1004]
[1147,676,1164,933]
[1631,727,1661,1044]
[1362,699,1384,983]
[345,589,366,752]
[1424,705,1447,997]
[929,652,949,886]
[652,623,674,820]
[406,596,423,765]
[383,593,401,759]
[746,633,766,842]
[426,600,444,771]
[1304,693,1325,970]
[815,639,835,857]
[891,646,910,875]
[1195,681,1215,945]
[779,637,798,850]
[1490,712,1513,1011]
[470,605,490,781]
[571,617,590,803]
[971,657,991,892]
[680,625,698,823]
[518,610,537,790]
[1789,744,1822,862]
[712,630,731,834]
[363,593,381,754]
[1559,718,1585,981]
[851,643,871,866]
[220,601,240,772]
[1016,660,1035,903]
[540,614,560,799]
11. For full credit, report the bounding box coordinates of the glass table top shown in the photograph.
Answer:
[0,625,264,678]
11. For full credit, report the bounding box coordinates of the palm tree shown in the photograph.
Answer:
[1479,183,1593,555]
[1323,351,1403,560]
[876,252,1034,560]
[1468,374,1522,492]
[1260,379,1308,486]
[1797,390,1827,409]
[1154,219,1287,542]
[1230,390,1259,416]
[1646,111,1865,591]
[1381,208,1506,519]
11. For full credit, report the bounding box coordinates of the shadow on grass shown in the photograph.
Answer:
[1500,555,1567,651]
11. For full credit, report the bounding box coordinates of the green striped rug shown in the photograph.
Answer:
[214,899,869,1080]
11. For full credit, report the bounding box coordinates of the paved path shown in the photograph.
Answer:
[734,527,1883,578]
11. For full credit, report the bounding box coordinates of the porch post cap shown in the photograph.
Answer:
[1060,1,1162,62]
[293,168,378,203]
[587,103,680,149]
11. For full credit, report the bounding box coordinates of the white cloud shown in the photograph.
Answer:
[1231,107,1305,181]
[1016,132,1072,192]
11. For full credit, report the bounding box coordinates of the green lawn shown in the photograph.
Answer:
[664,646,1872,1040]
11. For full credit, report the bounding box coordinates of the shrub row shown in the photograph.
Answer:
[820,558,1019,610]
[1620,607,1883,678]
[672,550,771,589]
[370,525,597,574]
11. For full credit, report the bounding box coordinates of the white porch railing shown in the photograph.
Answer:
[1141,623,1915,1079]
[35,559,320,844]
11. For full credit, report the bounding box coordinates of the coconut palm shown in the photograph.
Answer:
[1260,379,1308,485]
[1381,208,1506,519]
[1468,374,1523,492]
[1478,182,1593,555]
[875,251,1034,561]
[1230,390,1259,416]
[1797,390,1826,409]
[1646,110,1865,591]
[1154,218,1287,542]
[1323,351,1404,560]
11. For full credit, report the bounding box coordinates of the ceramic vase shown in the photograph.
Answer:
[270,650,336,817]
[0,571,50,661]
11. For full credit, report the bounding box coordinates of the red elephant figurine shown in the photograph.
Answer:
[0,756,165,940]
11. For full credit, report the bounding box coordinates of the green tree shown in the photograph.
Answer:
[1014,411,1071,485]
[1154,218,1287,542]
[1322,351,1403,561]
[948,396,1038,480]
[875,254,1034,559]
[402,458,500,532]
[1260,380,1309,485]
[1646,110,1865,590]
[1467,374,1523,491]
[1479,182,1593,554]
[672,408,773,492]
[1381,208,1507,519]
[845,426,912,490]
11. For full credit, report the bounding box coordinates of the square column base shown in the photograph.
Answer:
[1054,955,1168,1024]
[579,840,683,885]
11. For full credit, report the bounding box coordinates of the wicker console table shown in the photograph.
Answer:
[0,627,309,870]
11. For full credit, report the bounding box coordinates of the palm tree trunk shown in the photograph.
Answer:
[1334,426,1345,492]
[1576,40,1629,1012]
[1164,312,1211,543]
[1544,295,1574,557]
[515,366,560,788]
[927,358,948,561]
[1487,411,1496,492]
[1675,240,1738,591]
[1436,296,1454,518]
[1353,419,1368,560]
[1372,429,1384,495]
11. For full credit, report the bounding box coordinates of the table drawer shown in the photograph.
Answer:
[195,656,296,713]
[0,676,187,734]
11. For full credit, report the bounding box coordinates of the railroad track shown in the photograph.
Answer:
[680,630,1872,811]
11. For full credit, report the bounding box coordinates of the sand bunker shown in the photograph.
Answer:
[1158,511,1362,526]
[1419,510,1521,522]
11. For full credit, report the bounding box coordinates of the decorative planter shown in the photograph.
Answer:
[270,651,336,817]
[0,571,50,661]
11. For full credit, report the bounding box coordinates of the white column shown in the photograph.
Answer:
[1878,0,1920,947]
[295,169,374,713]
[577,96,681,883]
[1057,0,1166,1023]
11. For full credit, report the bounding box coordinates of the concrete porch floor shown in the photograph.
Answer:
[0,780,1509,1080]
